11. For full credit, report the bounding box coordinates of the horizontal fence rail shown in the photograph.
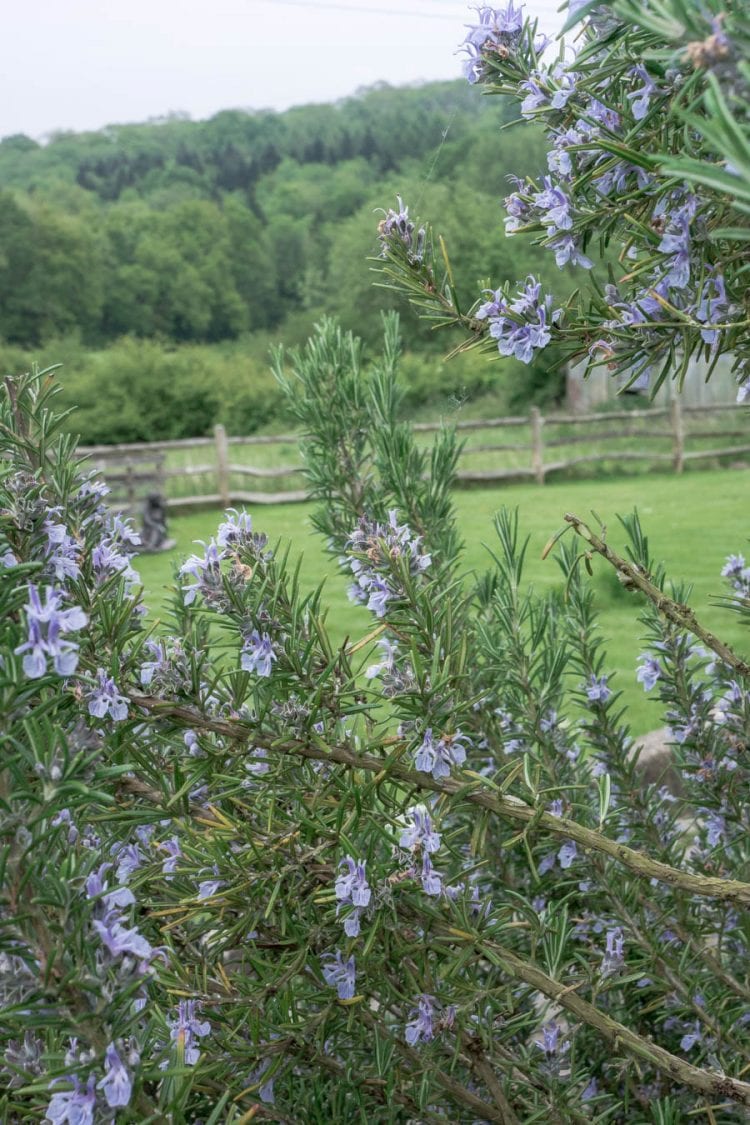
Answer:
[77,399,749,512]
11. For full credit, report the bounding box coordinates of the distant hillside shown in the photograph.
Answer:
[0,83,497,200]
[0,80,562,349]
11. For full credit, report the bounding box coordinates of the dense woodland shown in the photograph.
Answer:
[0,81,575,441]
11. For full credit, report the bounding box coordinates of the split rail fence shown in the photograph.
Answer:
[78,399,749,512]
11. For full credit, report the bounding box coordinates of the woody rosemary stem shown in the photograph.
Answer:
[436,924,750,1108]
[563,513,750,679]
[128,693,750,907]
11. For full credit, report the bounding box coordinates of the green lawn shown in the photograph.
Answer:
[135,468,750,736]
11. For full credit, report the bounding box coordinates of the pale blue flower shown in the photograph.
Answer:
[98,1044,132,1108]
[321,950,357,999]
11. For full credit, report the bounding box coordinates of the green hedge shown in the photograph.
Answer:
[0,332,559,445]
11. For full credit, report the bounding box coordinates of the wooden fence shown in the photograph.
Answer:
[78,399,749,511]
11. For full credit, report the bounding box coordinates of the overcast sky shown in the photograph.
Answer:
[2,0,566,140]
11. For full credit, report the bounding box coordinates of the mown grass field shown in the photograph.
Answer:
[136,468,750,737]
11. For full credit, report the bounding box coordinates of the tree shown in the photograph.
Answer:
[0,194,104,343]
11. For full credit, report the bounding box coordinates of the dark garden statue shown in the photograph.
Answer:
[139,492,175,553]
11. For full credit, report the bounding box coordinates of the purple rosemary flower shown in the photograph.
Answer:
[400,805,441,854]
[722,552,745,584]
[335,857,371,937]
[585,674,611,703]
[547,133,577,178]
[109,514,141,548]
[550,234,593,269]
[558,840,577,869]
[593,159,652,197]
[583,96,620,132]
[549,63,578,109]
[581,1077,598,1101]
[51,808,79,845]
[179,539,225,605]
[15,585,87,679]
[533,177,573,234]
[321,950,357,1000]
[78,474,110,500]
[112,844,143,884]
[168,1000,211,1066]
[657,206,693,290]
[680,1021,703,1051]
[246,1055,276,1104]
[420,853,443,896]
[704,812,726,847]
[45,1074,97,1124]
[139,639,169,687]
[520,77,548,117]
[93,910,153,961]
[538,851,557,875]
[243,746,270,781]
[216,508,268,552]
[161,836,182,876]
[87,669,129,722]
[461,3,525,83]
[377,196,424,261]
[364,576,391,618]
[636,654,661,692]
[714,680,743,724]
[44,511,81,582]
[414,728,468,780]
[667,705,701,744]
[91,540,139,587]
[480,276,561,364]
[197,878,224,900]
[476,287,508,320]
[346,511,430,616]
[721,552,750,597]
[504,190,530,233]
[405,994,435,1045]
[241,630,277,677]
[217,508,252,546]
[626,65,661,120]
[601,927,625,975]
[534,1021,570,1061]
[85,863,135,911]
[97,1044,132,1108]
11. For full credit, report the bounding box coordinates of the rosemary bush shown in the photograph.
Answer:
[1,322,750,1122]
[3,1,750,1122]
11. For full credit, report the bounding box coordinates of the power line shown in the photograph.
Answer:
[251,0,468,21]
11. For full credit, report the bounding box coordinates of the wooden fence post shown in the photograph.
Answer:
[670,396,684,474]
[125,460,135,512]
[530,407,545,484]
[214,424,229,508]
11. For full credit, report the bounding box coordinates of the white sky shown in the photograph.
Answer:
[2,0,565,140]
